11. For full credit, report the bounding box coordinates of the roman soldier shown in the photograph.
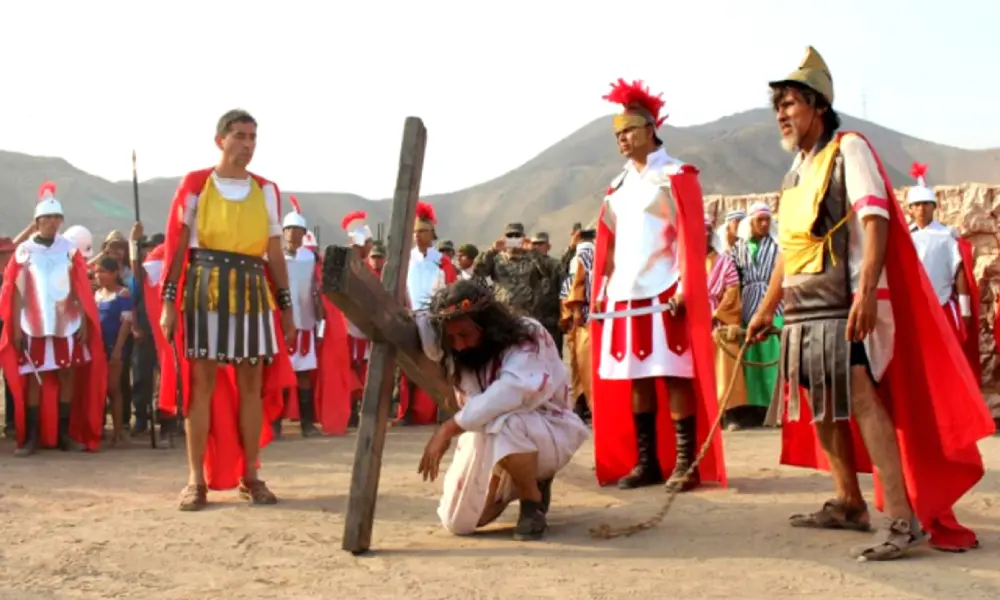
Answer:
[907,162,980,380]
[750,46,992,559]
[158,109,296,510]
[397,201,456,425]
[0,182,107,457]
[342,210,375,425]
[589,79,727,492]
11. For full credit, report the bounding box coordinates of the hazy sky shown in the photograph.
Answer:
[3,0,997,199]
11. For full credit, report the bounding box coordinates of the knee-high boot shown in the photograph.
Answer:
[298,388,320,437]
[617,412,664,489]
[13,405,40,457]
[58,402,84,452]
[665,415,700,492]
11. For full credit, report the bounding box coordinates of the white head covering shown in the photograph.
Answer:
[283,194,308,229]
[63,224,94,258]
[906,162,936,205]
[34,181,64,220]
[303,231,318,249]
[341,210,373,247]
[739,202,778,242]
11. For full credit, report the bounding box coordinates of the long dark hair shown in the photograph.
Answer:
[428,280,539,385]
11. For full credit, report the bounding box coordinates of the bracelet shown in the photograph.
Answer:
[161,281,178,302]
[276,288,293,311]
[958,295,972,317]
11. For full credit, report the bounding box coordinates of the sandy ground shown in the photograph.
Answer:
[1,426,998,600]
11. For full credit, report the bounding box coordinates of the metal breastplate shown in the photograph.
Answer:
[781,152,851,324]
[286,250,317,330]
[606,177,679,301]
[17,245,81,338]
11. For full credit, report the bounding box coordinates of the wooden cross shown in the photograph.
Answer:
[321,117,456,555]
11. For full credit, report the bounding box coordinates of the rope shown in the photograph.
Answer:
[588,327,778,539]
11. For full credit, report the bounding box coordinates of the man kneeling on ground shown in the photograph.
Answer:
[416,280,589,541]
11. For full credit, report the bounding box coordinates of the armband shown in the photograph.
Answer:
[161,281,178,302]
[958,295,972,318]
[276,288,293,311]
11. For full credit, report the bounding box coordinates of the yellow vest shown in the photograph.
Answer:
[777,137,851,275]
[186,176,275,312]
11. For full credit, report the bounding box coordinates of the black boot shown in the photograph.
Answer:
[13,406,40,457]
[298,388,320,437]
[538,478,553,514]
[348,398,360,428]
[617,412,664,489]
[155,414,176,449]
[272,418,283,440]
[665,415,700,492]
[58,402,84,452]
[512,499,548,541]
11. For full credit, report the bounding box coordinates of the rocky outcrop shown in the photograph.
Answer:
[705,183,1000,414]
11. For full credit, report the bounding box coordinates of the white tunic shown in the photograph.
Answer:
[14,236,91,374]
[910,220,962,306]
[416,315,589,535]
[285,247,318,372]
[597,148,691,380]
[407,246,446,311]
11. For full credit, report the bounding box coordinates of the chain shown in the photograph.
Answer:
[588,327,776,539]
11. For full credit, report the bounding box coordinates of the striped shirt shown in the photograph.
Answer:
[733,234,782,323]
[560,243,595,322]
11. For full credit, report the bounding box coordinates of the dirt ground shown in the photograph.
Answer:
[1,426,998,600]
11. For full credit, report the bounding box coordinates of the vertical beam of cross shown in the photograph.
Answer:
[341,117,427,555]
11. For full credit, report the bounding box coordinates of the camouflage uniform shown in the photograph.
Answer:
[474,223,565,355]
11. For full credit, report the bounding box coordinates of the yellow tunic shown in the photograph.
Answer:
[186,176,275,312]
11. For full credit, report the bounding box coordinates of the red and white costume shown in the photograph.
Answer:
[0,182,107,452]
[342,210,374,381]
[907,162,980,379]
[282,198,319,373]
[398,201,457,424]
[589,80,726,488]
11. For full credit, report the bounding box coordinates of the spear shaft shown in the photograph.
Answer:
[131,149,140,222]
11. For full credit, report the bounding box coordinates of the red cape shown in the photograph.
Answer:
[280,254,359,435]
[396,255,457,424]
[141,245,173,415]
[589,165,727,487]
[160,168,296,491]
[778,132,994,551]
[957,238,981,383]
[0,249,107,451]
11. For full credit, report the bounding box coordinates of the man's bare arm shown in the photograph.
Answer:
[12,223,35,246]
[164,226,190,285]
[955,263,969,296]
[857,216,889,297]
[266,237,291,291]
[756,253,785,316]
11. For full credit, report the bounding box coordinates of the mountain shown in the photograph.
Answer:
[2,109,998,249]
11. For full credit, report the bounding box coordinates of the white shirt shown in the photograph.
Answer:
[910,220,962,305]
[407,246,446,310]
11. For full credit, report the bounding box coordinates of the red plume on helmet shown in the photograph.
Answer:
[341,210,368,230]
[38,181,57,200]
[602,79,668,127]
[288,194,302,214]
[415,201,437,224]
[910,161,929,181]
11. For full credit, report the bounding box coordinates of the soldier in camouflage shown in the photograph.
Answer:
[473,222,565,356]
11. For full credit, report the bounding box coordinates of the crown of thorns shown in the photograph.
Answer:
[429,295,492,319]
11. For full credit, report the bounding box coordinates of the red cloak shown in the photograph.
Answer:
[778,132,994,551]
[956,238,981,383]
[141,245,173,414]
[280,254,359,435]
[0,248,107,451]
[589,165,727,487]
[159,169,296,491]
[396,255,457,424]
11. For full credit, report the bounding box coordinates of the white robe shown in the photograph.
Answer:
[416,315,590,535]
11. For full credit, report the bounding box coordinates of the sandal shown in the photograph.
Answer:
[178,484,208,511]
[850,517,928,561]
[789,499,871,532]
[238,478,278,505]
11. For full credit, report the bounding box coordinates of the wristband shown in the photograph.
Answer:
[958,295,972,318]
[129,241,139,260]
[277,288,293,311]
[161,281,178,302]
